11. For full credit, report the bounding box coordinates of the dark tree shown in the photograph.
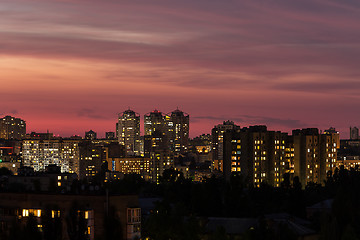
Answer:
[66,202,89,240]
[103,206,123,240]
[23,214,42,240]
[41,206,62,240]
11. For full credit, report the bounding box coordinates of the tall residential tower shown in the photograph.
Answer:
[0,116,26,140]
[117,109,141,156]
[166,109,189,154]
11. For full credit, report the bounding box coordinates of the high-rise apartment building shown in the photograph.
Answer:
[143,130,174,182]
[61,140,81,174]
[293,128,321,185]
[212,121,240,172]
[149,151,174,182]
[321,128,339,180]
[165,109,189,154]
[143,110,176,182]
[293,128,339,186]
[79,141,125,179]
[117,109,141,156]
[224,126,339,187]
[0,116,26,140]
[22,138,81,174]
[144,110,166,136]
[350,126,359,140]
[223,126,288,187]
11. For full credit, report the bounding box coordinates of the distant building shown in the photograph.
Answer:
[0,116,26,140]
[165,109,189,154]
[78,141,125,180]
[144,130,168,157]
[22,138,81,174]
[7,165,77,192]
[105,131,116,139]
[337,139,360,169]
[0,139,22,163]
[26,131,54,140]
[223,126,339,187]
[293,128,339,186]
[223,126,288,187]
[149,151,174,182]
[143,130,174,182]
[143,110,175,182]
[350,126,359,140]
[212,121,240,172]
[85,130,97,140]
[144,109,166,137]
[190,134,212,163]
[78,141,107,180]
[117,109,141,156]
[109,157,151,179]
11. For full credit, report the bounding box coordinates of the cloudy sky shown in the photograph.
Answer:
[1,0,360,138]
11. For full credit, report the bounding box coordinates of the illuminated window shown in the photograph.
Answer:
[35,209,41,217]
[22,209,29,217]
[51,210,60,218]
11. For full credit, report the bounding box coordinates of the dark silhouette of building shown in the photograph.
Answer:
[105,131,115,139]
[0,192,140,240]
[350,126,359,140]
[0,116,26,140]
[85,130,97,140]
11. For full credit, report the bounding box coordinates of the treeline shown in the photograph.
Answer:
[141,167,360,240]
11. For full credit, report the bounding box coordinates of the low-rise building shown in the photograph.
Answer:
[0,192,140,240]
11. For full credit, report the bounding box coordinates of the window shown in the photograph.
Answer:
[22,209,29,217]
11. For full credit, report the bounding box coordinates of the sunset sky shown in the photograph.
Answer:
[1,0,360,138]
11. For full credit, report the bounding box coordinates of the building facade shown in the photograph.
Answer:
[165,109,189,154]
[117,109,141,156]
[212,121,240,172]
[22,138,81,174]
[223,126,288,187]
[0,116,26,140]
[0,193,140,240]
[109,157,151,179]
[293,128,339,186]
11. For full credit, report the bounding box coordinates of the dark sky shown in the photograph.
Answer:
[1,0,360,138]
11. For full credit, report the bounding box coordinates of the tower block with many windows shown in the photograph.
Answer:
[223,126,288,187]
[0,115,26,140]
[212,121,240,172]
[166,109,189,154]
[117,109,141,156]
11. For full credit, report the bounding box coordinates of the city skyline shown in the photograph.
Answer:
[0,112,348,140]
[1,0,360,138]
